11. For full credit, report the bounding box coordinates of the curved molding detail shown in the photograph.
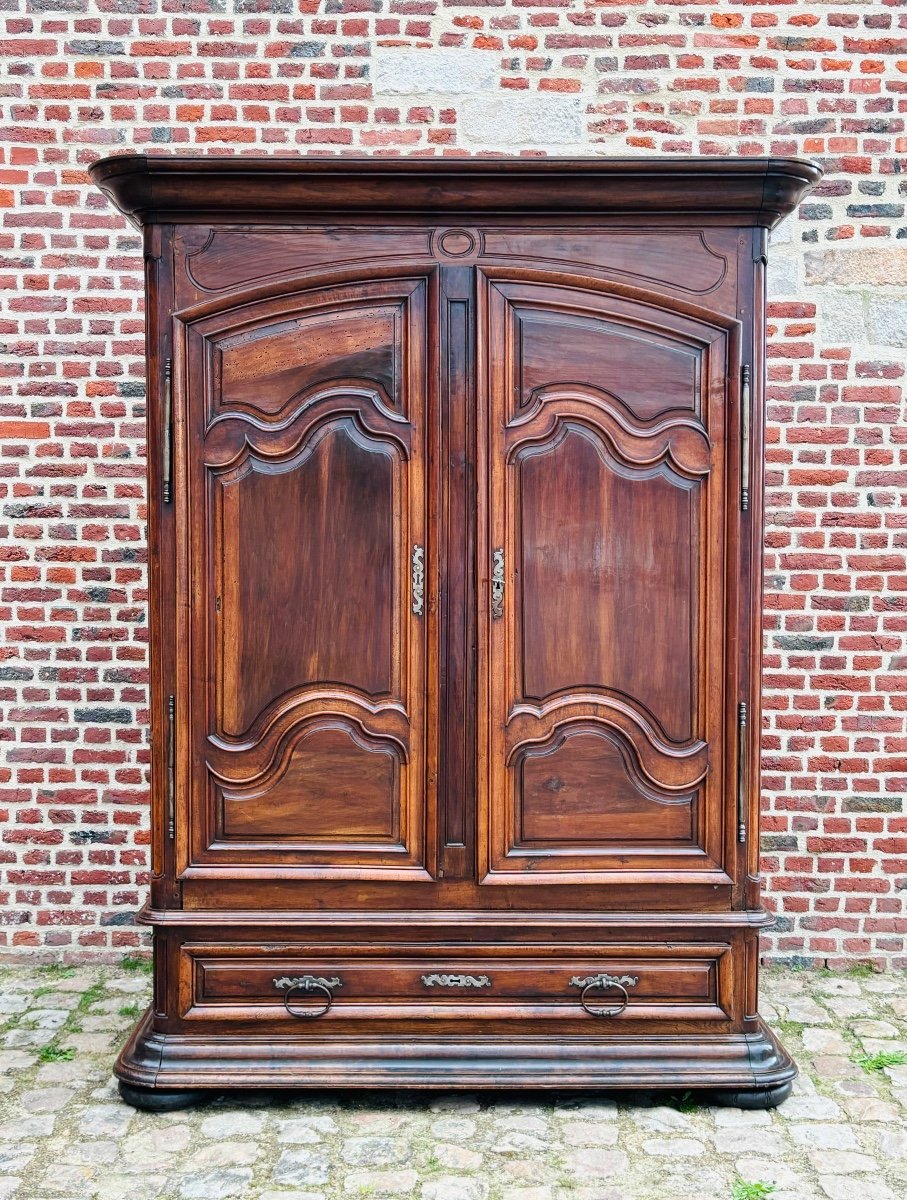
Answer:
[509,686,700,754]
[207,376,404,434]
[506,699,708,793]
[483,229,727,296]
[209,685,409,757]
[206,406,409,476]
[179,224,216,275]
[513,722,697,806]
[483,273,738,377]
[208,711,408,795]
[507,384,710,479]
[185,227,433,292]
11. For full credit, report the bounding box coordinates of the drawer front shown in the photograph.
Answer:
[179,942,733,1026]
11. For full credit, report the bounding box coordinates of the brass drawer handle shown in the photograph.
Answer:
[570,973,639,1019]
[273,974,341,1018]
[421,973,492,989]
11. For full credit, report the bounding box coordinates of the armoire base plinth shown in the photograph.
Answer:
[707,1082,793,1110]
[115,1008,796,1106]
[117,1079,211,1113]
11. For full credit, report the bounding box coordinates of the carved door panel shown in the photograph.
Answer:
[478,272,735,884]
[179,275,436,879]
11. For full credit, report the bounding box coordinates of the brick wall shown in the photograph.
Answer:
[1,0,905,965]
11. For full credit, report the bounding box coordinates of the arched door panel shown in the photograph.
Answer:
[478,273,735,884]
[177,275,437,878]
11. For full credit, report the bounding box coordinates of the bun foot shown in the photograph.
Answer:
[709,1081,793,1110]
[118,1079,213,1112]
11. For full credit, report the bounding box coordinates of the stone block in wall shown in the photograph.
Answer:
[767,254,800,299]
[805,247,907,287]
[770,218,793,247]
[373,49,498,96]
[459,94,585,149]
[867,296,907,349]
[820,290,867,345]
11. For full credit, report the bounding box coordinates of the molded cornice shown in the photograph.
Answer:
[89,154,822,229]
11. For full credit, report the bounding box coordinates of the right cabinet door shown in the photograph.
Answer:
[479,272,737,885]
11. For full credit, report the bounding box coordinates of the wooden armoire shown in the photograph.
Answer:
[91,154,820,1110]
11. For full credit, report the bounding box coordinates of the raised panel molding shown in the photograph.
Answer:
[181,273,434,877]
[511,305,706,420]
[210,416,402,739]
[207,406,408,480]
[193,282,423,426]
[481,228,731,300]
[505,710,708,791]
[211,308,404,423]
[178,226,730,305]
[515,724,697,849]
[482,271,730,882]
[518,723,697,807]
[508,386,711,480]
[211,717,405,849]
[184,227,434,293]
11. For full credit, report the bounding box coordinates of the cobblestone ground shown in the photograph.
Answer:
[0,964,905,1200]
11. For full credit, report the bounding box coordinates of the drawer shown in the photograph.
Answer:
[178,942,733,1026]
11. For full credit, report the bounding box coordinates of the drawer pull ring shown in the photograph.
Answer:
[421,973,492,989]
[273,974,341,1019]
[570,973,638,1019]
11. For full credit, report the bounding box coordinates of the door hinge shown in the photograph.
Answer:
[737,701,747,844]
[162,357,173,505]
[166,694,175,841]
[740,364,751,512]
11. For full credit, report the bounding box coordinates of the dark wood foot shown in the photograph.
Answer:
[709,1081,793,1110]
[118,1079,213,1112]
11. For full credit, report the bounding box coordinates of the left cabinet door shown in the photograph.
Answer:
[176,275,437,880]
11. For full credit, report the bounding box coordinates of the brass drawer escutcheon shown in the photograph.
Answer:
[421,973,492,989]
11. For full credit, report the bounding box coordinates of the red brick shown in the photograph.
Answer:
[0,0,903,968]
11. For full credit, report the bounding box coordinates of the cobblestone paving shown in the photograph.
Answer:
[0,964,905,1200]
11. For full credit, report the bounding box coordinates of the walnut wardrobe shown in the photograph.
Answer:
[90,154,820,1110]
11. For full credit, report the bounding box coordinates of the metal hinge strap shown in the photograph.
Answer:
[166,694,175,841]
[740,364,751,512]
[162,358,173,504]
[737,701,747,844]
